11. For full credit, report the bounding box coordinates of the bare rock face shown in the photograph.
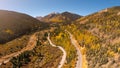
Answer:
[117,12,120,15]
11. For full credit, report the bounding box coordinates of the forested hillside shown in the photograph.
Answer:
[0,10,42,44]
[0,6,120,68]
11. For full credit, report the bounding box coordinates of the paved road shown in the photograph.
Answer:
[66,30,82,68]
[47,33,67,68]
[0,33,37,65]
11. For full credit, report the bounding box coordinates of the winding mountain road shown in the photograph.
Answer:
[47,33,67,68]
[0,33,37,66]
[66,30,82,68]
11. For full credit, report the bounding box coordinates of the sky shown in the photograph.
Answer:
[0,0,119,17]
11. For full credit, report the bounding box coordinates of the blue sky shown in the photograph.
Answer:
[0,0,119,17]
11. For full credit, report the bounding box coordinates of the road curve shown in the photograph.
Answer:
[47,33,67,68]
[0,33,37,66]
[66,30,82,68]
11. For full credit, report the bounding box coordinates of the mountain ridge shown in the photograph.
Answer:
[36,11,82,23]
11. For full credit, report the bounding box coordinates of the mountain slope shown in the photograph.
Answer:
[74,6,120,68]
[76,6,120,43]
[0,10,42,44]
[0,6,120,68]
[37,12,81,23]
[35,6,120,68]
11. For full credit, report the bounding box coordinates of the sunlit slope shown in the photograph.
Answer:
[76,6,120,44]
[74,6,120,68]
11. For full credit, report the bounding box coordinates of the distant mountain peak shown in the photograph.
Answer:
[62,11,74,14]
[62,11,71,14]
[37,11,82,23]
[49,12,59,15]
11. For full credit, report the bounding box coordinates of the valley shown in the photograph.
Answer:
[0,6,120,68]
